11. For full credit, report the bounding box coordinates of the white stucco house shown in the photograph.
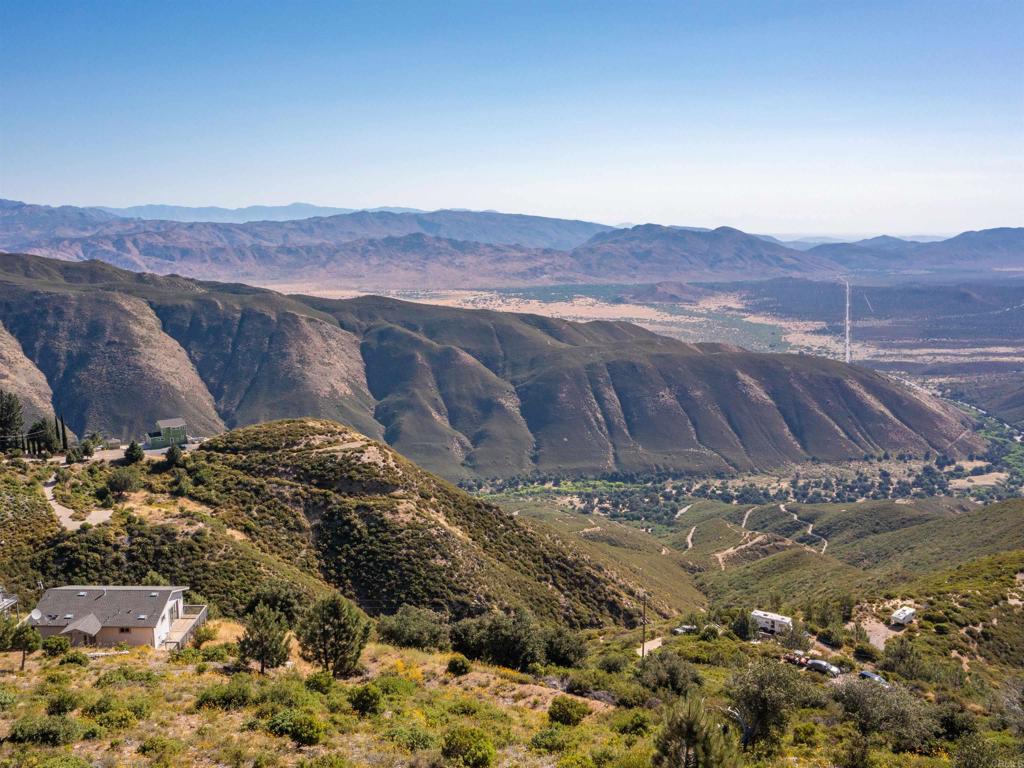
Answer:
[28,586,207,649]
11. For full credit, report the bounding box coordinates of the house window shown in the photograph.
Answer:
[120,627,131,634]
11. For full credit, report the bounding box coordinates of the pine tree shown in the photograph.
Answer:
[654,697,741,768]
[124,440,145,464]
[28,418,60,454]
[296,593,370,678]
[0,390,23,452]
[239,604,290,674]
[9,623,42,671]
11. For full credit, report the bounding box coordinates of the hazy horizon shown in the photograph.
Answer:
[2,1,1022,233]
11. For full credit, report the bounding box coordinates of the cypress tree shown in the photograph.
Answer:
[60,415,68,451]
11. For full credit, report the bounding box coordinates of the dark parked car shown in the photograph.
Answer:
[859,670,890,687]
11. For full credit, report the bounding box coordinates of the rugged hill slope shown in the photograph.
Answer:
[1,420,648,625]
[0,252,981,477]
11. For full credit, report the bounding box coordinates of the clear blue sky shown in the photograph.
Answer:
[1,0,1021,235]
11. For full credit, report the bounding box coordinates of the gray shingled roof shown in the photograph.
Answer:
[30,586,188,629]
[61,613,103,636]
[156,418,186,429]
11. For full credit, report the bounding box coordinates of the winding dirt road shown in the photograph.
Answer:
[779,503,828,554]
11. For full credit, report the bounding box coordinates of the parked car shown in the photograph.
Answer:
[672,624,698,636]
[806,659,841,677]
[858,670,890,687]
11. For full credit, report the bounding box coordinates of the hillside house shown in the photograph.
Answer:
[891,606,916,625]
[28,586,207,649]
[751,609,794,635]
[0,588,18,617]
[146,418,187,449]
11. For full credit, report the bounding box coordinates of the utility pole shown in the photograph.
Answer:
[641,591,648,659]
[844,279,852,364]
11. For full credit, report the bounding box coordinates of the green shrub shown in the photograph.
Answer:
[196,674,255,710]
[558,756,597,768]
[548,695,591,726]
[544,627,588,668]
[59,650,89,666]
[8,714,80,745]
[299,756,353,768]
[305,669,335,694]
[42,635,71,657]
[792,722,818,746]
[171,647,203,664]
[94,665,159,688]
[442,725,497,767]
[531,725,570,753]
[636,648,702,697]
[46,688,80,715]
[385,721,435,751]
[191,623,217,648]
[201,643,230,662]
[451,609,544,671]
[377,604,450,650]
[36,757,92,768]
[447,653,472,676]
[138,734,185,759]
[0,686,15,711]
[698,625,719,641]
[348,683,384,715]
[612,709,652,735]
[376,674,417,698]
[265,708,327,745]
[596,652,632,674]
[96,707,136,730]
[853,643,881,662]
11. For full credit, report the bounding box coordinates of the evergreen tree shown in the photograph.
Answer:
[10,623,42,671]
[239,604,290,674]
[124,440,145,464]
[27,418,60,454]
[296,593,370,678]
[654,697,741,768]
[0,390,23,452]
[60,414,68,451]
[165,442,183,467]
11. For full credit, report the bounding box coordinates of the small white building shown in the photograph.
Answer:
[28,586,207,649]
[751,609,794,635]
[891,606,916,626]
[0,588,18,617]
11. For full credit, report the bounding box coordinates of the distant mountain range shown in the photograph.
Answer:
[0,199,1019,287]
[0,252,980,478]
[99,202,424,223]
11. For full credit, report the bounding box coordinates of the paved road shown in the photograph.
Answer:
[44,475,112,531]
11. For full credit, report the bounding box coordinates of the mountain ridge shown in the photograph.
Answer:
[2,199,1020,287]
[0,251,981,478]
